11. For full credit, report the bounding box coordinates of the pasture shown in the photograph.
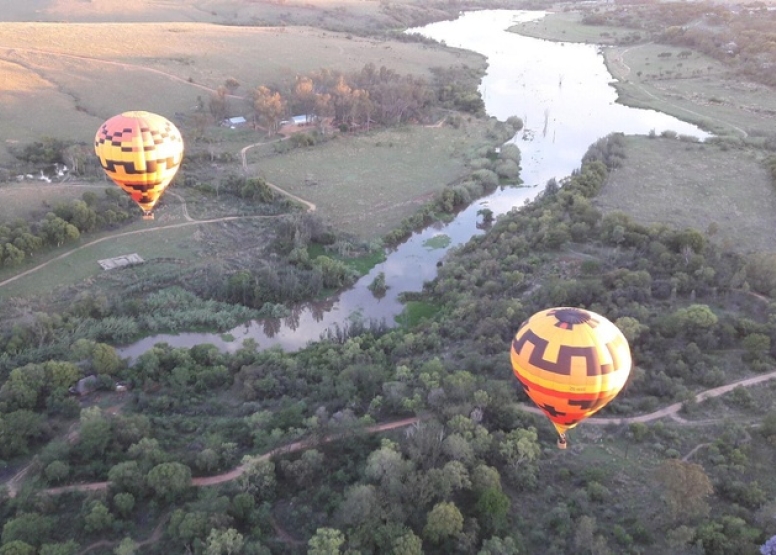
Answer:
[246,120,499,240]
[0,182,109,222]
[0,224,203,299]
[1,0,437,27]
[0,20,483,164]
[509,10,640,45]
[511,11,776,139]
[605,43,776,139]
[594,136,776,254]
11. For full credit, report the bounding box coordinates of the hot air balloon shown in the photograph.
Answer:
[510,307,631,449]
[94,111,184,219]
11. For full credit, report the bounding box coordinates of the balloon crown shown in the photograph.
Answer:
[550,308,591,327]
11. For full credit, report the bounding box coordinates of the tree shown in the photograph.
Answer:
[391,532,423,555]
[339,484,381,529]
[498,427,541,488]
[91,343,123,375]
[84,501,114,534]
[76,407,112,460]
[168,510,209,551]
[238,457,276,499]
[44,460,69,484]
[209,86,229,122]
[1,513,54,546]
[39,542,78,555]
[574,515,597,552]
[0,364,47,410]
[114,538,137,555]
[206,528,244,555]
[225,78,240,93]
[252,86,286,136]
[476,487,510,534]
[146,462,191,503]
[40,213,79,247]
[307,528,345,555]
[478,536,520,555]
[423,502,464,544]
[656,459,713,522]
[0,542,35,555]
[108,461,145,495]
[0,410,44,459]
[113,493,135,519]
[292,76,317,119]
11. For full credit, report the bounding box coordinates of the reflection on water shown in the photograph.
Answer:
[117,9,710,361]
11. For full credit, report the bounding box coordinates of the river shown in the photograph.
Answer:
[116,9,709,360]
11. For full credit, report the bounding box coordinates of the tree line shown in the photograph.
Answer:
[208,63,486,135]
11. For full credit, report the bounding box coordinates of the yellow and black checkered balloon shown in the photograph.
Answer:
[510,307,632,437]
[95,111,183,216]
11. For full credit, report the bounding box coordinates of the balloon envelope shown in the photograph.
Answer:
[94,111,183,216]
[510,307,631,437]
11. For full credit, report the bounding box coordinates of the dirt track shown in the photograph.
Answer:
[12,370,775,498]
[0,178,315,291]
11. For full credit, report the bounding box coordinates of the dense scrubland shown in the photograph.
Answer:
[1,1,776,555]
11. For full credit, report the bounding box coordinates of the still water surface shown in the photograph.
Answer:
[117,10,709,360]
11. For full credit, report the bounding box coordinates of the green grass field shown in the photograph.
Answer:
[0,224,204,298]
[605,43,776,138]
[509,10,641,45]
[595,136,776,254]
[248,121,497,239]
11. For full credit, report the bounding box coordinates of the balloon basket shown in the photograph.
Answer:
[557,434,567,450]
[142,213,155,221]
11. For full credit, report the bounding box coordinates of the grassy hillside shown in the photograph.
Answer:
[0,21,483,163]
[595,136,776,254]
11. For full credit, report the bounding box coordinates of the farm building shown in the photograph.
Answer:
[69,375,99,396]
[280,115,311,127]
[222,116,248,128]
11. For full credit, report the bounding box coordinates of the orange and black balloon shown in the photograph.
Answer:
[510,307,632,448]
[94,111,183,218]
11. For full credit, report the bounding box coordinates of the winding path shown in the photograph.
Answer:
[8,369,775,498]
[0,177,316,291]
[239,140,317,213]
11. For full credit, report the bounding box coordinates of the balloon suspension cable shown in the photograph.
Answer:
[557,433,568,450]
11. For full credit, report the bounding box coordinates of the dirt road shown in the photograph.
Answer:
[25,417,418,497]
[13,369,776,498]
[519,369,776,425]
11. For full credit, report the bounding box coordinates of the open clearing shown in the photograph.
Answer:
[247,121,495,239]
[1,0,436,27]
[595,136,776,254]
[0,225,204,299]
[509,10,641,45]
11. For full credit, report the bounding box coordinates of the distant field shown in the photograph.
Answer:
[0,182,108,222]
[511,11,776,139]
[248,120,496,239]
[606,43,776,139]
[509,10,640,45]
[0,21,483,164]
[595,136,776,254]
[1,0,433,26]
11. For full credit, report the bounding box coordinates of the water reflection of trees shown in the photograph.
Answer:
[262,317,281,338]
[284,305,302,331]
[310,299,335,323]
